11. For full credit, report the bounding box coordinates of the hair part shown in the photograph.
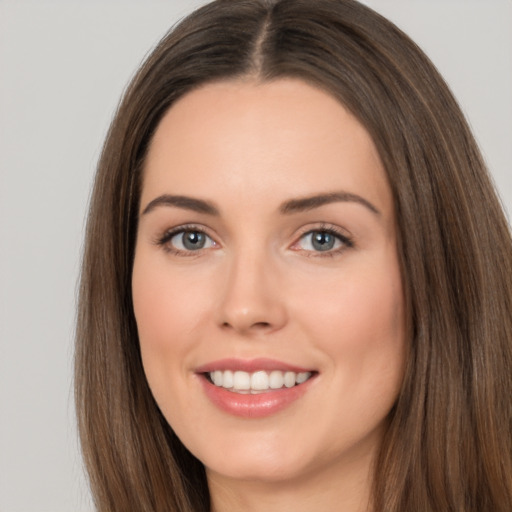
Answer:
[75,1,512,510]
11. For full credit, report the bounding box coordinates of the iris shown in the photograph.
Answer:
[311,231,335,251]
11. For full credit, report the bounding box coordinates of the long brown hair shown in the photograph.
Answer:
[75,1,512,510]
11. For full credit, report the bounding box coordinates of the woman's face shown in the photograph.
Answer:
[132,78,406,486]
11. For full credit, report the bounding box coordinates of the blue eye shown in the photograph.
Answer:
[164,229,216,252]
[297,229,350,253]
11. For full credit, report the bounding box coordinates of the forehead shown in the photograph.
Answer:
[141,78,392,216]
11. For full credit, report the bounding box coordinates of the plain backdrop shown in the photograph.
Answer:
[0,1,510,511]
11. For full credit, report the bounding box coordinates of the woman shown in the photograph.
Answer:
[75,0,512,510]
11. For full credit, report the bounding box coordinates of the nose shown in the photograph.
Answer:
[216,251,288,336]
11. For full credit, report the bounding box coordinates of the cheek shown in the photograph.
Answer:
[297,260,406,447]
[299,257,403,336]
[336,273,403,349]
[132,254,210,352]
[296,252,406,394]
[131,253,212,407]
[131,252,214,428]
[133,272,179,354]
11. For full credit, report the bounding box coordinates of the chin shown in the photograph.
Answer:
[205,452,309,484]
[186,428,311,483]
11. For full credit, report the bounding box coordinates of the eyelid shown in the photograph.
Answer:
[153,222,353,257]
[154,223,219,255]
[290,223,354,255]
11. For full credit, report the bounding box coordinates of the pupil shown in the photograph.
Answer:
[312,231,334,251]
[183,231,205,250]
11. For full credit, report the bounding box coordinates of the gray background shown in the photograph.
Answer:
[0,1,510,511]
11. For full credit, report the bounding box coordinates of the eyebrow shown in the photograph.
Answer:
[141,191,380,217]
[141,194,219,216]
[280,192,380,216]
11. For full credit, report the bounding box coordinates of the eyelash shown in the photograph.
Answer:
[155,224,213,257]
[294,224,354,258]
[154,223,354,257]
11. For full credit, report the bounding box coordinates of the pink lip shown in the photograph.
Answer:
[195,357,312,373]
[198,377,315,418]
[194,358,317,419]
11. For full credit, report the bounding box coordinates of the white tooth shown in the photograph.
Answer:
[212,370,223,387]
[233,371,251,390]
[251,371,269,390]
[296,371,311,384]
[284,371,296,388]
[269,371,284,389]
[212,369,309,391]
[222,370,234,388]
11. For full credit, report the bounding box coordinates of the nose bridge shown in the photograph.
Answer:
[217,241,287,334]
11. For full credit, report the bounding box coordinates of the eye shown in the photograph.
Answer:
[294,228,352,254]
[158,227,217,254]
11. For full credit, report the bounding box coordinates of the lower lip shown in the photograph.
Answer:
[198,374,316,418]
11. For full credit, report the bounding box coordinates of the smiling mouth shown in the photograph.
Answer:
[205,370,315,394]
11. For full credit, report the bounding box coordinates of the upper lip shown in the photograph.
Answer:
[195,358,314,374]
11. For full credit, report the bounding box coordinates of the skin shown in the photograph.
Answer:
[132,78,406,512]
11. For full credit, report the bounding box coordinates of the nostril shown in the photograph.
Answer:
[252,321,271,329]
[221,320,271,331]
